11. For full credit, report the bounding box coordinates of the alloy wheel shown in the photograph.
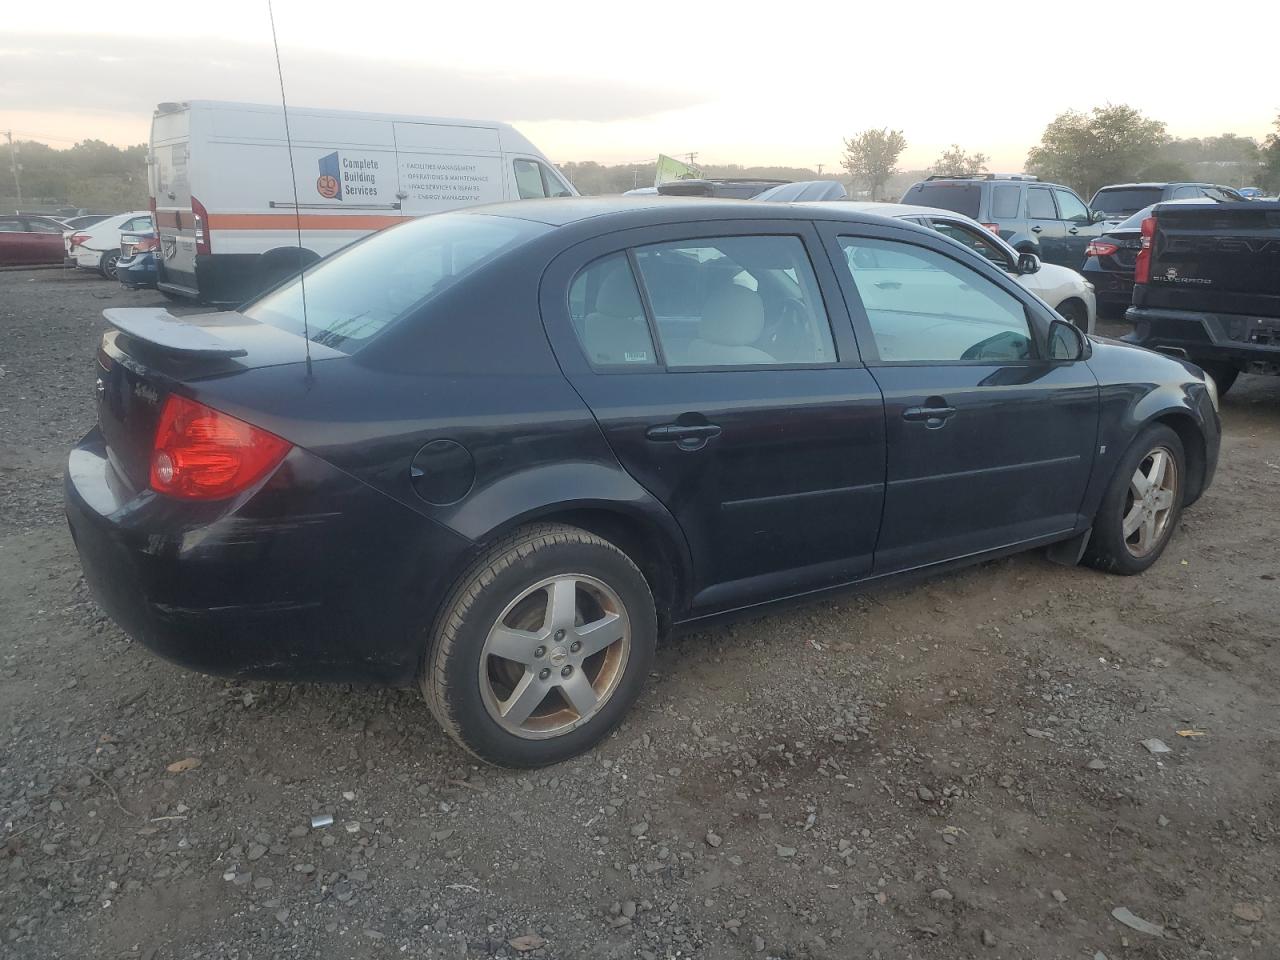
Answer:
[1122,445,1179,558]
[478,574,630,739]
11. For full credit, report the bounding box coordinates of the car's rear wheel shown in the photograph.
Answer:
[1193,360,1239,396]
[99,249,121,279]
[422,523,657,767]
[1083,424,1185,575]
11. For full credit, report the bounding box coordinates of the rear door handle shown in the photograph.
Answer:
[1068,227,1079,235]
[646,423,722,448]
[1031,226,1043,233]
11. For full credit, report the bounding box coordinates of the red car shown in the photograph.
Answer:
[0,215,68,266]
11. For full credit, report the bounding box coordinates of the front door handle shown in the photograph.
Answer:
[1068,227,1079,235]
[903,404,957,426]
[646,422,722,449]
[1031,225,1043,234]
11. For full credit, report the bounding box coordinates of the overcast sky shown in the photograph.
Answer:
[3,0,1276,171]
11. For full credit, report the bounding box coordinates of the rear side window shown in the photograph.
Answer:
[245,213,548,353]
[837,237,1034,363]
[1026,188,1057,219]
[0,217,24,232]
[899,182,982,218]
[633,236,837,367]
[568,254,657,367]
[1091,187,1161,216]
[990,184,1021,219]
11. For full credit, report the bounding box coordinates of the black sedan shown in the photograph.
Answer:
[1082,198,1219,318]
[66,199,1221,767]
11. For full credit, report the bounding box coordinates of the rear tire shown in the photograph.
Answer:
[99,249,121,280]
[1083,424,1185,575]
[1193,360,1239,396]
[422,523,657,768]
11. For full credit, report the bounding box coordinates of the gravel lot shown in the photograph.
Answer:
[2,265,1278,960]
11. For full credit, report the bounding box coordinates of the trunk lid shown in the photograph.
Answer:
[95,308,340,490]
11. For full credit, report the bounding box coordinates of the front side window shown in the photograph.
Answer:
[929,219,1011,269]
[568,253,656,367]
[24,219,63,234]
[837,237,1035,363]
[0,217,24,233]
[513,159,546,199]
[1053,189,1090,223]
[990,184,1021,219]
[632,235,837,367]
[245,213,548,353]
[1026,187,1057,220]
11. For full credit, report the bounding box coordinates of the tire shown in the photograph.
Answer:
[1193,360,1239,396]
[422,523,657,768]
[1083,424,1186,575]
[1055,298,1089,331]
[99,249,121,280]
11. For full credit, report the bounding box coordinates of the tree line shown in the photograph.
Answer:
[842,106,1280,201]
[8,107,1280,212]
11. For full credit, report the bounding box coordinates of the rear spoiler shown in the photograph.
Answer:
[102,308,248,357]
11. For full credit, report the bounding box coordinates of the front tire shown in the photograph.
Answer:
[1056,298,1089,332]
[422,523,657,768]
[1083,424,1185,575]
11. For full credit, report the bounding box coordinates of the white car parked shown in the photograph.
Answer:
[65,211,153,279]
[834,202,1097,333]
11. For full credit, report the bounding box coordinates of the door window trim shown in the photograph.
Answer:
[815,220,1058,368]
[558,227,851,374]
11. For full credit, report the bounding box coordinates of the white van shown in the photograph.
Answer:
[149,100,576,303]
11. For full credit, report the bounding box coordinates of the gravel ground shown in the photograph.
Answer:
[2,266,1278,960]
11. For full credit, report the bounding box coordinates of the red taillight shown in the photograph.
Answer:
[191,195,211,255]
[1085,240,1119,258]
[981,223,1001,235]
[70,232,91,250]
[136,236,160,253]
[1133,216,1156,285]
[149,395,291,501]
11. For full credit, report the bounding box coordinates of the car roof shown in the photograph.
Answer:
[1095,182,1220,190]
[458,196,911,230]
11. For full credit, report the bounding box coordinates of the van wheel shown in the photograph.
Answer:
[422,523,657,768]
[1083,424,1185,575]
[99,250,121,279]
[1194,361,1239,396]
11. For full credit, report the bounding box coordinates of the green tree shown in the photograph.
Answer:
[841,128,907,200]
[1026,105,1177,196]
[3,139,147,211]
[929,144,989,177]
[1260,115,1280,193]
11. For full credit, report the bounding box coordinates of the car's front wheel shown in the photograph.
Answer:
[422,523,657,767]
[1084,424,1185,575]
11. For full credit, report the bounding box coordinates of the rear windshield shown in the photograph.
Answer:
[1091,188,1162,216]
[244,214,549,352]
[899,182,982,218]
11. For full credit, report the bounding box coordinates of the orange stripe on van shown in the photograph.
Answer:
[207,213,409,231]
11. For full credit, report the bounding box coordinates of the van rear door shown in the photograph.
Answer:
[151,107,196,292]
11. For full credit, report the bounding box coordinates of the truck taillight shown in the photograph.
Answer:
[1133,216,1156,285]
[150,395,291,501]
[1085,240,1119,258]
[191,195,211,255]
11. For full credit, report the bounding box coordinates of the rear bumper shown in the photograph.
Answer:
[1081,264,1134,307]
[65,428,475,685]
[1126,306,1280,376]
[117,253,158,289]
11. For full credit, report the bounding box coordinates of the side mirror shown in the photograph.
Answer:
[1017,252,1041,275]
[1048,318,1087,361]
[1090,209,1108,223]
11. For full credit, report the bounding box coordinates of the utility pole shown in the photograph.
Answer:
[816,163,824,176]
[5,131,21,207]
[686,151,698,169]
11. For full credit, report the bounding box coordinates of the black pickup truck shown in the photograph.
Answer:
[1127,200,1280,393]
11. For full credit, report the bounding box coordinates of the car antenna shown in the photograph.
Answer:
[267,0,313,380]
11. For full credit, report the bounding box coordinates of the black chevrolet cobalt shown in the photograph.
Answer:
[66,198,1221,767]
